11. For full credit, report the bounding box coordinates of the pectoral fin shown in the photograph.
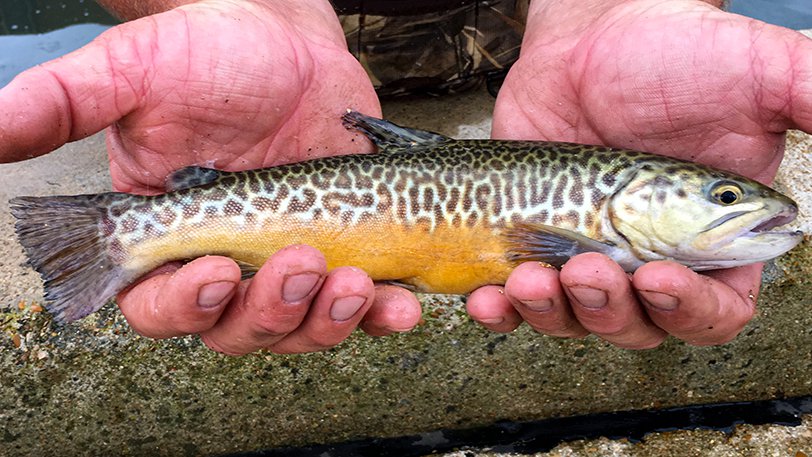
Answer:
[504,223,619,268]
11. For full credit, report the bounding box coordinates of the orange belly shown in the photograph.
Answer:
[126,214,516,293]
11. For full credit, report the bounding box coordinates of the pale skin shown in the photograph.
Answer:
[0,0,809,354]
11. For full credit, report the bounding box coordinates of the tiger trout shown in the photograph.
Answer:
[10,111,803,323]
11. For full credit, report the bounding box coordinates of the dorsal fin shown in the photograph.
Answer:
[165,166,222,192]
[341,110,449,152]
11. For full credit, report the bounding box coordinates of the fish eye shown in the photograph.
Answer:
[711,183,743,205]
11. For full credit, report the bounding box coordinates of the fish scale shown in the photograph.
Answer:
[110,142,635,244]
[103,141,637,293]
[9,111,803,323]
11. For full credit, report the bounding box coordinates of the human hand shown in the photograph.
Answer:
[470,0,812,348]
[0,0,421,354]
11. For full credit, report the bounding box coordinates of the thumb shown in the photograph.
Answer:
[755,25,812,134]
[0,23,147,163]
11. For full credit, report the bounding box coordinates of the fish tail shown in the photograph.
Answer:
[9,195,129,323]
[341,110,449,151]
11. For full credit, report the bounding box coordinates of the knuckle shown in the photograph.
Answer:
[125,310,173,339]
[251,314,301,337]
[530,315,588,338]
[165,318,206,336]
[200,335,247,356]
[249,303,309,336]
[584,318,631,337]
[164,308,220,336]
[303,329,343,349]
[525,314,564,333]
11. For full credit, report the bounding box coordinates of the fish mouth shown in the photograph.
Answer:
[749,206,798,233]
[688,202,803,270]
[704,204,799,239]
[692,201,803,260]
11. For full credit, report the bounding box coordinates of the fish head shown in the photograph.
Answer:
[607,161,803,270]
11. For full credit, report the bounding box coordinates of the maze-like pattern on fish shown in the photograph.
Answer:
[96,140,714,252]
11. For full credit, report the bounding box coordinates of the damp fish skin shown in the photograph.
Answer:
[10,111,803,323]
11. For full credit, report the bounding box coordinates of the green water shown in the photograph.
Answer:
[0,0,116,34]
[0,0,117,87]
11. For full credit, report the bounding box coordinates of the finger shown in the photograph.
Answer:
[117,256,240,339]
[269,267,376,354]
[466,286,523,333]
[633,262,758,346]
[560,253,667,349]
[504,262,588,338]
[199,245,327,355]
[359,285,422,337]
[753,23,812,134]
[0,22,148,162]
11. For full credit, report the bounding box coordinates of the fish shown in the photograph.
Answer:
[10,111,803,323]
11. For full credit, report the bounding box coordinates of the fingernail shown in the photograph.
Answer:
[282,272,321,303]
[330,295,366,321]
[638,290,680,311]
[479,317,504,325]
[197,281,235,308]
[568,286,607,309]
[519,298,553,312]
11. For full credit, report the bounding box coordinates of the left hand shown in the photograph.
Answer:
[0,0,422,355]
[467,0,812,348]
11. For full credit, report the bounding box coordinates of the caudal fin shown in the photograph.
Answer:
[10,195,128,323]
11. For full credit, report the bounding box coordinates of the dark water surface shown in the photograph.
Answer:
[0,0,116,87]
[0,0,811,88]
[225,396,812,457]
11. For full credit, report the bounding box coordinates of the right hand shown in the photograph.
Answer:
[0,0,422,354]
[476,0,812,349]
